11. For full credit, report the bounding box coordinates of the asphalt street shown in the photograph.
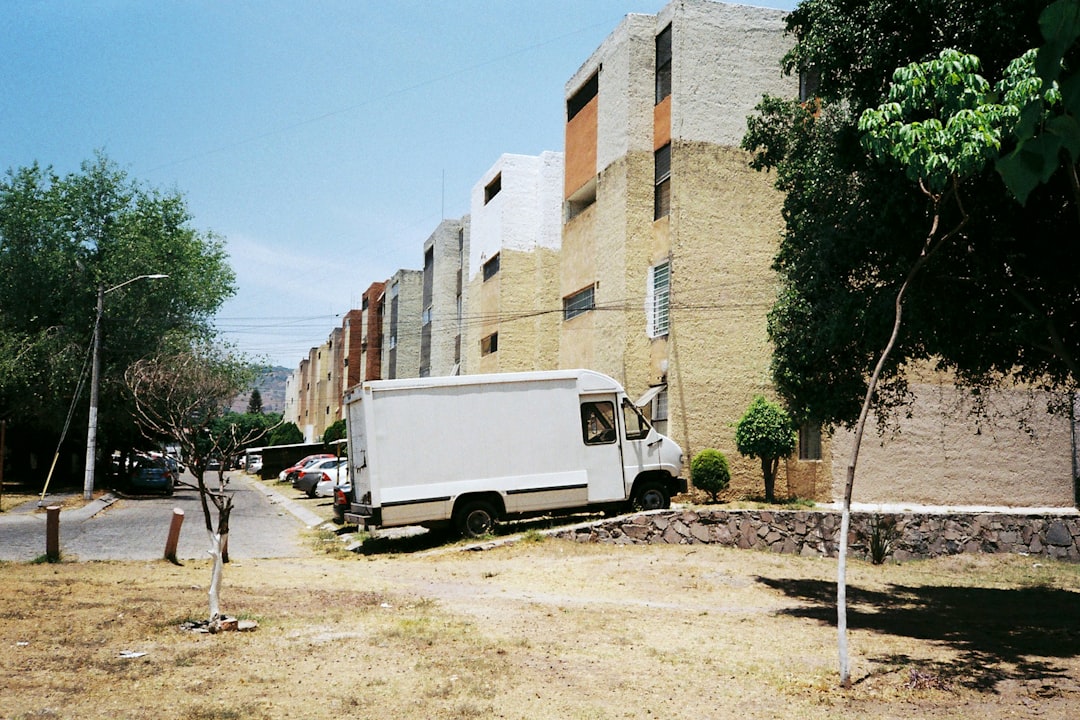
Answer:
[0,473,326,562]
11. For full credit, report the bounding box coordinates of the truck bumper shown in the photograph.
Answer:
[345,504,380,529]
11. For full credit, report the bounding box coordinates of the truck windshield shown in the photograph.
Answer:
[622,398,652,441]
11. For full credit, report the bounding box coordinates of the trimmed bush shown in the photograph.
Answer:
[691,448,731,502]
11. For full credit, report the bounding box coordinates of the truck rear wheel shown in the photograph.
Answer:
[454,500,497,539]
[632,481,669,511]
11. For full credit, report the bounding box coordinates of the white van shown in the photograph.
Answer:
[343,369,685,538]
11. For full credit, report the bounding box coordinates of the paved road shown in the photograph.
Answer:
[0,473,325,562]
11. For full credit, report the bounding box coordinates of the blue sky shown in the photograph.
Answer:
[3,0,797,368]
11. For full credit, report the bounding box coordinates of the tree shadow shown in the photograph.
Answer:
[353,512,604,555]
[756,576,1080,689]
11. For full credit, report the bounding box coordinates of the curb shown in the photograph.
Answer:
[236,473,328,529]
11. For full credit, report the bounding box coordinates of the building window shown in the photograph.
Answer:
[656,24,672,103]
[481,332,498,356]
[482,253,500,281]
[654,143,671,219]
[567,71,598,121]
[563,285,596,320]
[646,261,671,338]
[484,173,502,204]
[799,424,822,460]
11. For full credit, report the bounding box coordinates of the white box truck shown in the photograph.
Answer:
[343,369,685,538]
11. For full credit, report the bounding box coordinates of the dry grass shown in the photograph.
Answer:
[1,539,1078,719]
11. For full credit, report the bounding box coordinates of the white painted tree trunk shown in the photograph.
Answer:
[836,205,952,687]
[206,529,225,631]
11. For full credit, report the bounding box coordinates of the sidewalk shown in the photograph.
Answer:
[0,492,117,524]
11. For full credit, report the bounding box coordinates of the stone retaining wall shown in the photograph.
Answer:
[554,509,1080,562]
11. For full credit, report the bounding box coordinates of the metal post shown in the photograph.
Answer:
[83,285,104,501]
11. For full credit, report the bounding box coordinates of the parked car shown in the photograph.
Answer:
[293,458,344,498]
[278,453,334,483]
[314,465,348,498]
[332,483,352,524]
[124,455,175,496]
[245,454,263,475]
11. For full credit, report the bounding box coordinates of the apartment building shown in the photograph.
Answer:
[420,217,470,377]
[345,281,386,388]
[560,0,804,497]
[465,152,565,374]
[381,269,423,380]
[559,0,1074,507]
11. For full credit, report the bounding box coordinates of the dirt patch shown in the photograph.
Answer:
[1,540,1078,719]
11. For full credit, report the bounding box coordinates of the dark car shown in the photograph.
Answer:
[124,456,175,495]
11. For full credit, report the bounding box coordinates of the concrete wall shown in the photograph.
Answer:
[829,373,1076,507]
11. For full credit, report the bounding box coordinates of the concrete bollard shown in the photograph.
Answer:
[45,505,61,562]
[164,508,185,565]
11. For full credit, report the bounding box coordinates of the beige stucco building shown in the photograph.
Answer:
[560,0,809,499]
[558,0,1075,507]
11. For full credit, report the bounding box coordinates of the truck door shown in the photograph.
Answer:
[579,398,625,502]
[620,398,662,485]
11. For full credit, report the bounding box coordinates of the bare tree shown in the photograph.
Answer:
[125,342,270,631]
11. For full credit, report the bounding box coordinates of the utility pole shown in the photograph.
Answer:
[82,284,104,501]
[82,274,168,500]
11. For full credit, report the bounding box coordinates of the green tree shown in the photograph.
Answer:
[690,449,731,502]
[268,422,304,446]
[742,0,1078,431]
[0,153,234,483]
[733,396,796,504]
[246,388,264,415]
[322,418,346,444]
[998,0,1080,210]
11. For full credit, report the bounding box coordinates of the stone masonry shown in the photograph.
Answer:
[554,509,1080,562]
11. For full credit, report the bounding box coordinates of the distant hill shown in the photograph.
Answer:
[231,365,290,414]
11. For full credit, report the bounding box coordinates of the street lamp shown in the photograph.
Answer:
[83,273,169,500]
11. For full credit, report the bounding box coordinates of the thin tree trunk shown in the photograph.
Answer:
[837,189,965,687]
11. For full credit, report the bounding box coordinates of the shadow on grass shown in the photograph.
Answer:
[353,512,604,556]
[756,576,1080,689]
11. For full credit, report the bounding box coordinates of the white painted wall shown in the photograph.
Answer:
[468,152,564,281]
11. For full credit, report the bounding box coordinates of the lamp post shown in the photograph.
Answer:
[83,273,168,500]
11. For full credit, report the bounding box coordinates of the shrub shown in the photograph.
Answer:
[691,448,731,502]
[734,395,796,503]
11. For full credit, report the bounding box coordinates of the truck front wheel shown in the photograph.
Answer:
[632,481,670,511]
[454,500,498,539]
